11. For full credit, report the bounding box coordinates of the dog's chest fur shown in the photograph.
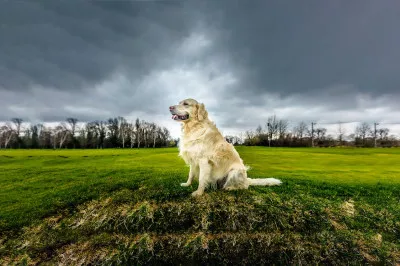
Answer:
[178,125,208,165]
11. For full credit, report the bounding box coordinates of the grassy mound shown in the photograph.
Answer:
[1,183,399,265]
[1,148,400,264]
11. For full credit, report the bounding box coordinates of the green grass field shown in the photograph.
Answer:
[1,147,400,264]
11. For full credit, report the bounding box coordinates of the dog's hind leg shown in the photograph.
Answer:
[223,169,249,190]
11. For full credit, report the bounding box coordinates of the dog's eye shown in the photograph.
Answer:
[183,103,189,106]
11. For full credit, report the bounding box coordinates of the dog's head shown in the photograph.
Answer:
[169,98,208,123]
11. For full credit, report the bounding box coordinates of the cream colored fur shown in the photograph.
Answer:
[170,98,282,197]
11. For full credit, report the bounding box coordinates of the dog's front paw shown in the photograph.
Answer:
[191,190,203,197]
[180,182,191,187]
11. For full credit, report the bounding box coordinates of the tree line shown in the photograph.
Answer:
[0,117,175,149]
[1,115,399,149]
[225,115,399,148]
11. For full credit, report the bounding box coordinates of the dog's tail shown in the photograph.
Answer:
[247,177,282,186]
[244,165,282,186]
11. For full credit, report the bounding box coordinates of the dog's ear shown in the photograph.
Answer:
[196,103,208,121]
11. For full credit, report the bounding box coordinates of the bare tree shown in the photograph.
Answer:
[277,119,289,139]
[162,127,171,146]
[245,130,253,140]
[337,122,346,145]
[142,121,150,148]
[378,128,389,140]
[50,127,58,149]
[56,123,70,148]
[128,123,135,148]
[1,124,15,148]
[94,121,107,148]
[135,118,141,148]
[155,126,163,147]
[107,118,119,147]
[355,122,372,145]
[150,123,157,148]
[315,128,327,141]
[293,121,308,139]
[244,130,255,145]
[23,127,31,147]
[29,124,41,148]
[38,124,50,148]
[66,118,78,148]
[11,118,23,136]
[66,118,78,137]
[388,135,398,147]
[266,115,278,141]
[77,126,87,148]
[236,135,244,145]
[118,116,128,148]
[11,118,23,148]
[238,132,244,145]
[255,125,263,136]
[85,122,97,148]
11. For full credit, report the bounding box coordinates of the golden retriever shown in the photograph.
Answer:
[169,98,282,196]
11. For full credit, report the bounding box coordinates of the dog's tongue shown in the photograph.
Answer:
[172,115,178,120]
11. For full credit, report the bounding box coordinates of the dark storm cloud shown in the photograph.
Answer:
[199,0,400,98]
[1,0,400,136]
[0,0,198,92]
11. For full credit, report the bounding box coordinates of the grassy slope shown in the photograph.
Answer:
[0,147,399,264]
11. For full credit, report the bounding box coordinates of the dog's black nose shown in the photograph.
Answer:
[169,106,175,110]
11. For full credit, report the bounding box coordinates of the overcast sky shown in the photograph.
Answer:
[1,0,400,138]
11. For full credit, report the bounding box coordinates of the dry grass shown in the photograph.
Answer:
[1,188,399,265]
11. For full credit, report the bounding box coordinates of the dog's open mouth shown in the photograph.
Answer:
[171,114,189,121]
